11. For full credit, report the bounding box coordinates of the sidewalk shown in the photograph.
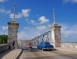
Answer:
[1,49,22,59]
[56,47,77,53]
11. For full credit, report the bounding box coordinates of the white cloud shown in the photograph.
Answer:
[0,8,11,14]
[25,18,31,24]
[0,0,7,2]
[62,25,77,36]
[26,18,29,21]
[38,16,49,24]
[18,26,49,40]
[2,26,8,30]
[30,20,36,24]
[30,20,38,25]
[9,9,31,19]
[18,31,27,40]
[9,13,22,19]
[61,24,77,42]
[0,8,31,19]
[0,26,8,35]
[63,0,77,3]
[22,9,31,17]
[36,14,39,17]
[18,30,40,40]
[24,27,30,30]
[36,25,47,30]
[48,24,51,28]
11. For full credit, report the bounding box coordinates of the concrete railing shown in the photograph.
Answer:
[61,42,77,48]
[0,44,10,53]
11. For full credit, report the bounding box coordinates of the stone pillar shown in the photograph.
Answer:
[50,23,61,48]
[7,20,19,49]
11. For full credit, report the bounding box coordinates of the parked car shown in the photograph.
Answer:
[37,42,54,51]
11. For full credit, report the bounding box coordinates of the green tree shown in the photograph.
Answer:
[0,35,3,44]
[0,35,8,44]
[4,35,8,43]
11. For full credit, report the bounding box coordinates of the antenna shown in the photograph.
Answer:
[53,8,56,24]
[13,4,16,20]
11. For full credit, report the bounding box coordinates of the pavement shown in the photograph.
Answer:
[0,46,77,59]
[1,49,22,59]
[56,47,77,53]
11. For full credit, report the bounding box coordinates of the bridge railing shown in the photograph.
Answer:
[30,31,50,45]
[0,44,10,53]
[61,42,77,48]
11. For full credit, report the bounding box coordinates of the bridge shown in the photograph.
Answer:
[0,4,77,59]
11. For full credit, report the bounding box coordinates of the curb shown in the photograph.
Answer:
[16,49,23,59]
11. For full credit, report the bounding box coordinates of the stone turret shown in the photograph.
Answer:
[50,9,61,48]
[7,4,19,49]
[50,23,61,48]
[8,20,19,49]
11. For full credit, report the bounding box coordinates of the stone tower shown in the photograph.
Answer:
[50,23,61,48]
[50,9,61,48]
[7,4,19,49]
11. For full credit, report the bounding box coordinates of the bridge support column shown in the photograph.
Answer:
[7,4,19,49]
[7,20,19,49]
[50,23,61,48]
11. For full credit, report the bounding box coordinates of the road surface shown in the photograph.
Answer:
[19,47,77,59]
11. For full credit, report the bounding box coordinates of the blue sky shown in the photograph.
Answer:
[0,0,77,42]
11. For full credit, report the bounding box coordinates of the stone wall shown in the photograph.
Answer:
[61,42,77,48]
[0,44,9,53]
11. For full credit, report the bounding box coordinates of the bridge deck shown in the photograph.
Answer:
[19,47,77,59]
[0,46,77,59]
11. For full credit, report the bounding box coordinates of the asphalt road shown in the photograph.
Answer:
[19,47,77,59]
